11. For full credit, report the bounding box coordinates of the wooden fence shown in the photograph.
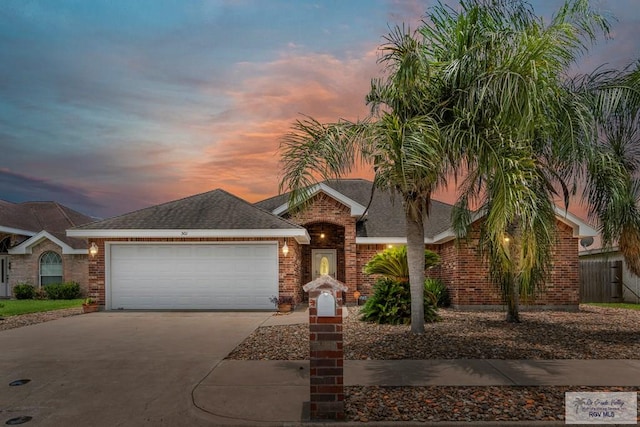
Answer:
[579,260,623,303]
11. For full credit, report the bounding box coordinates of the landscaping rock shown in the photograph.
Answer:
[0,307,83,331]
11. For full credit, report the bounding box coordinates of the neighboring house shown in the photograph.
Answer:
[68,179,597,311]
[579,243,640,304]
[0,200,94,298]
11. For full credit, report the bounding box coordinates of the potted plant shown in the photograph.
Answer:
[82,297,99,313]
[269,295,295,313]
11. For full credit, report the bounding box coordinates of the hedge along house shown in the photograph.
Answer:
[0,200,94,298]
[68,179,596,311]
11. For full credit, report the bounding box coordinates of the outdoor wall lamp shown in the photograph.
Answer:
[282,240,289,256]
[89,242,99,257]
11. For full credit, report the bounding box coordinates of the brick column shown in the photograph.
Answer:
[308,289,345,421]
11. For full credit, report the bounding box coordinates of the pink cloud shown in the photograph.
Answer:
[177,48,381,202]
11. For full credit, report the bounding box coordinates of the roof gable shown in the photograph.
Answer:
[271,182,367,217]
[8,230,86,255]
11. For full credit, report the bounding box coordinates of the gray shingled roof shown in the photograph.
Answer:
[255,179,454,239]
[72,189,304,230]
[0,200,94,249]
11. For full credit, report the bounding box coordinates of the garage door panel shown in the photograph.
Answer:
[109,243,278,310]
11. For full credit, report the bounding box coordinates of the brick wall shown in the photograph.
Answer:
[440,220,580,308]
[8,239,89,294]
[289,193,358,302]
[280,238,303,303]
[355,244,386,296]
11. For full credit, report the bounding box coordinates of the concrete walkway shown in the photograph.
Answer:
[192,307,640,426]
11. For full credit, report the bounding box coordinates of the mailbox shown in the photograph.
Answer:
[302,274,348,316]
[317,291,336,317]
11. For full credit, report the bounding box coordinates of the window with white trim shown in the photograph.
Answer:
[40,251,62,286]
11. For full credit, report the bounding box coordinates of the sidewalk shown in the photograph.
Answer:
[192,308,640,426]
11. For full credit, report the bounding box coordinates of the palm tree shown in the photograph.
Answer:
[420,0,639,321]
[282,0,640,327]
[280,27,447,334]
[573,65,640,275]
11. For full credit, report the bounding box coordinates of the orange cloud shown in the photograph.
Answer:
[180,48,381,202]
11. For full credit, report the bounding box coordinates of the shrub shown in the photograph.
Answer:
[360,278,439,325]
[43,282,81,300]
[363,246,440,282]
[34,288,48,300]
[13,283,36,300]
[425,278,451,308]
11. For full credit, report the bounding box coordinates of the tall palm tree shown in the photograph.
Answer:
[280,27,447,334]
[420,0,639,321]
[282,0,640,327]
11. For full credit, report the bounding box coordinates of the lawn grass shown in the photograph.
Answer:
[0,299,84,316]
[584,302,640,310]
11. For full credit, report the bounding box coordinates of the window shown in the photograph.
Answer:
[40,251,62,286]
[320,256,330,275]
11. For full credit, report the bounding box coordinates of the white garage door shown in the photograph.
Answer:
[109,243,278,310]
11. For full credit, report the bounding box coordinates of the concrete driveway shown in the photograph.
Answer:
[0,311,271,426]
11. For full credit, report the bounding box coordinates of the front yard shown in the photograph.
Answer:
[228,304,640,360]
[227,305,640,423]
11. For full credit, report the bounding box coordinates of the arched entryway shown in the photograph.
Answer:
[300,222,345,301]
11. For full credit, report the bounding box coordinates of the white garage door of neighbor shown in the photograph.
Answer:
[109,243,278,310]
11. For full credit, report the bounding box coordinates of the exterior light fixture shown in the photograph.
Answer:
[387,244,393,249]
[282,241,289,256]
[503,236,510,243]
[320,232,325,239]
[89,242,99,257]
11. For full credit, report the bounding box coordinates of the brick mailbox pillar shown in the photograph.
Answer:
[303,274,347,421]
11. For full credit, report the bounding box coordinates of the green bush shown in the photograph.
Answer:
[363,245,440,282]
[43,282,81,300]
[13,283,36,300]
[360,278,439,325]
[425,278,451,308]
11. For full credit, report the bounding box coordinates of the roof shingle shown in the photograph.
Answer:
[256,179,454,239]
[72,189,304,231]
[0,200,94,249]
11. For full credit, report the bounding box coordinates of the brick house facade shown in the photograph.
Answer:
[258,180,594,310]
[1,201,93,298]
[8,239,89,292]
[69,180,595,310]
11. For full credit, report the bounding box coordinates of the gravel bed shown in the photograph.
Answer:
[227,305,640,360]
[345,385,640,422]
[227,306,640,423]
[0,307,83,331]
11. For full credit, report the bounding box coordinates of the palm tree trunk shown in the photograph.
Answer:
[406,210,425,334]
[506,279,520,323]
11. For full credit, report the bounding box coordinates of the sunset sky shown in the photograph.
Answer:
[1,0,639,219]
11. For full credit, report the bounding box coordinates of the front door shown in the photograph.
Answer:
[311,249,337,279]
[0,255,9,298]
